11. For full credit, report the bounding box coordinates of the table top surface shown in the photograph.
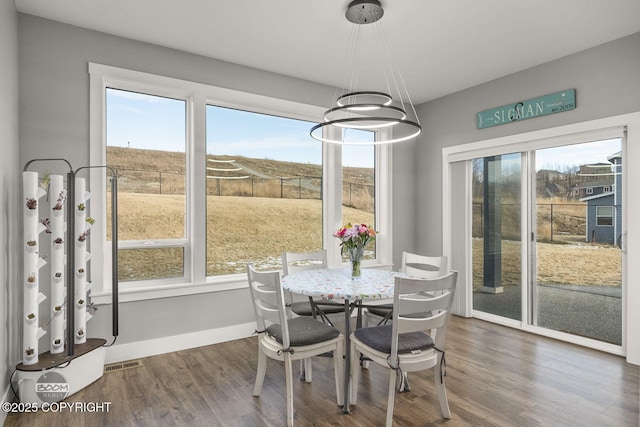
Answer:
[281,268,406,300]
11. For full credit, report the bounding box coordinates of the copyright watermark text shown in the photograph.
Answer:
[2,401,112,413]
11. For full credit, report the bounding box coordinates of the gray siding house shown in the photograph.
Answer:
[580,152,622,245]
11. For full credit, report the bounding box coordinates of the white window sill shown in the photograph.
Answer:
[92,263,393,305]
[91,275,249,305]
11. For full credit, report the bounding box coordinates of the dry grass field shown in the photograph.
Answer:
[106,147,620,286]
[111,193,374,279]
[472,238,621,289]
[106,146,377,279]
[111,191,620,286]
[471,195,621,289]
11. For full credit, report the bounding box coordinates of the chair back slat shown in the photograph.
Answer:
[247,264,290,347]
[401,252,448,278]
[397,291,454,316]
[282,250,328,275]
[396,310,449,334]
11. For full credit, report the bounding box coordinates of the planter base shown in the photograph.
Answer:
[16,338,106,405]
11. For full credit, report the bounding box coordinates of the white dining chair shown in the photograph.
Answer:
[350,271,458,427]
[282,250,346,323]
[364,252,448,327]
[282,250,347,382]
[247,263,344,427]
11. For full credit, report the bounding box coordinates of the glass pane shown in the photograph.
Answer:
[206,106,322,275]
[342,131,375,261]
[472,153,522,320]
[106,88,186,240]
[534,139,622,345]
[106,88,186,281]
[118,247,184,282]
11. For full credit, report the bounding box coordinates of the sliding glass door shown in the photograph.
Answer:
[532,139,622,345]
[472,153,522,321]
[471,138,623,346]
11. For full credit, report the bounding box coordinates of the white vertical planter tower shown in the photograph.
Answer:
[74,177,92,344]
[18,162,116,405]
[22,171,48,365]
[49,175,67,354]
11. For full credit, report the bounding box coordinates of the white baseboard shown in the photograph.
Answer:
[104,322,257,364]
[1,382,12,424]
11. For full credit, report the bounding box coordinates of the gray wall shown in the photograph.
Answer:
[1,0,21,409]
[17,14,339,346]
[413,32,640,256]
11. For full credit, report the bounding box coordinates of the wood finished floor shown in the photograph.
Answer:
[5,316,639,427]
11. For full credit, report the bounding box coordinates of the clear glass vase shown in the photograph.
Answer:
[347,246,364,278]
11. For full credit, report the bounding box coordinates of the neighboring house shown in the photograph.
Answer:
[536,169,568,198]
[543,182,566,199]
[579,152,622,245]
[571,162,614,199]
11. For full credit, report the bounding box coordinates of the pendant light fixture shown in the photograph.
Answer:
[310,0,422,145]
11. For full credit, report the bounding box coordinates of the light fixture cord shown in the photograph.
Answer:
[374,20,421,126]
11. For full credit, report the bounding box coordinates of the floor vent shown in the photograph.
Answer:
[104,360,142,373]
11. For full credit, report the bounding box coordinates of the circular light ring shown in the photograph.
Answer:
[310,118,422,145]
[324,104,407,125]
[345,0,384,25]
[336,91,393,107]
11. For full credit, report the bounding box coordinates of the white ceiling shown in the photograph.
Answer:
[14,0,640,104]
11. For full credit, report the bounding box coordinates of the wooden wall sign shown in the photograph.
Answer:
[477,89,576,129]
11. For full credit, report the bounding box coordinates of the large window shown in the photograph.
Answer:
[90,64,389,300]
[342,134,376,261]
[205,106,323,275]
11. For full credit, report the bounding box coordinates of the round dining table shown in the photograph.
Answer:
[281,267,404,413]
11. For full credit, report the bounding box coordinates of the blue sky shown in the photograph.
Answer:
[535,138,621,171]
[106,88,374,168]
[483,138,621,173]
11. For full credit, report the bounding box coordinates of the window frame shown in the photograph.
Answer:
[105,87,190,285]
[89,63,392,303]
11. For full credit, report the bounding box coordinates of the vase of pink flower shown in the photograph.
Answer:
[333,223,376,278]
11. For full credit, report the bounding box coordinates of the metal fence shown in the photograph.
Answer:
[473,202,590,242]
[110,168,374,212]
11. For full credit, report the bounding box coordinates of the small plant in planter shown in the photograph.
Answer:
[26,240,37,247]
[87,300,98,315]
[86,216,96,225]
[52,190,66,211]
[25,347,35,357]
[77,230,90,242]
[41,218,51,234]
[40,172,50,190]
[26,274,36,283]
[77,203,85,211]
[53,237,64,245]
[26,198,37,210]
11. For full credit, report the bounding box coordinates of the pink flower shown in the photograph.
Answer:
[333,222,377,252]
